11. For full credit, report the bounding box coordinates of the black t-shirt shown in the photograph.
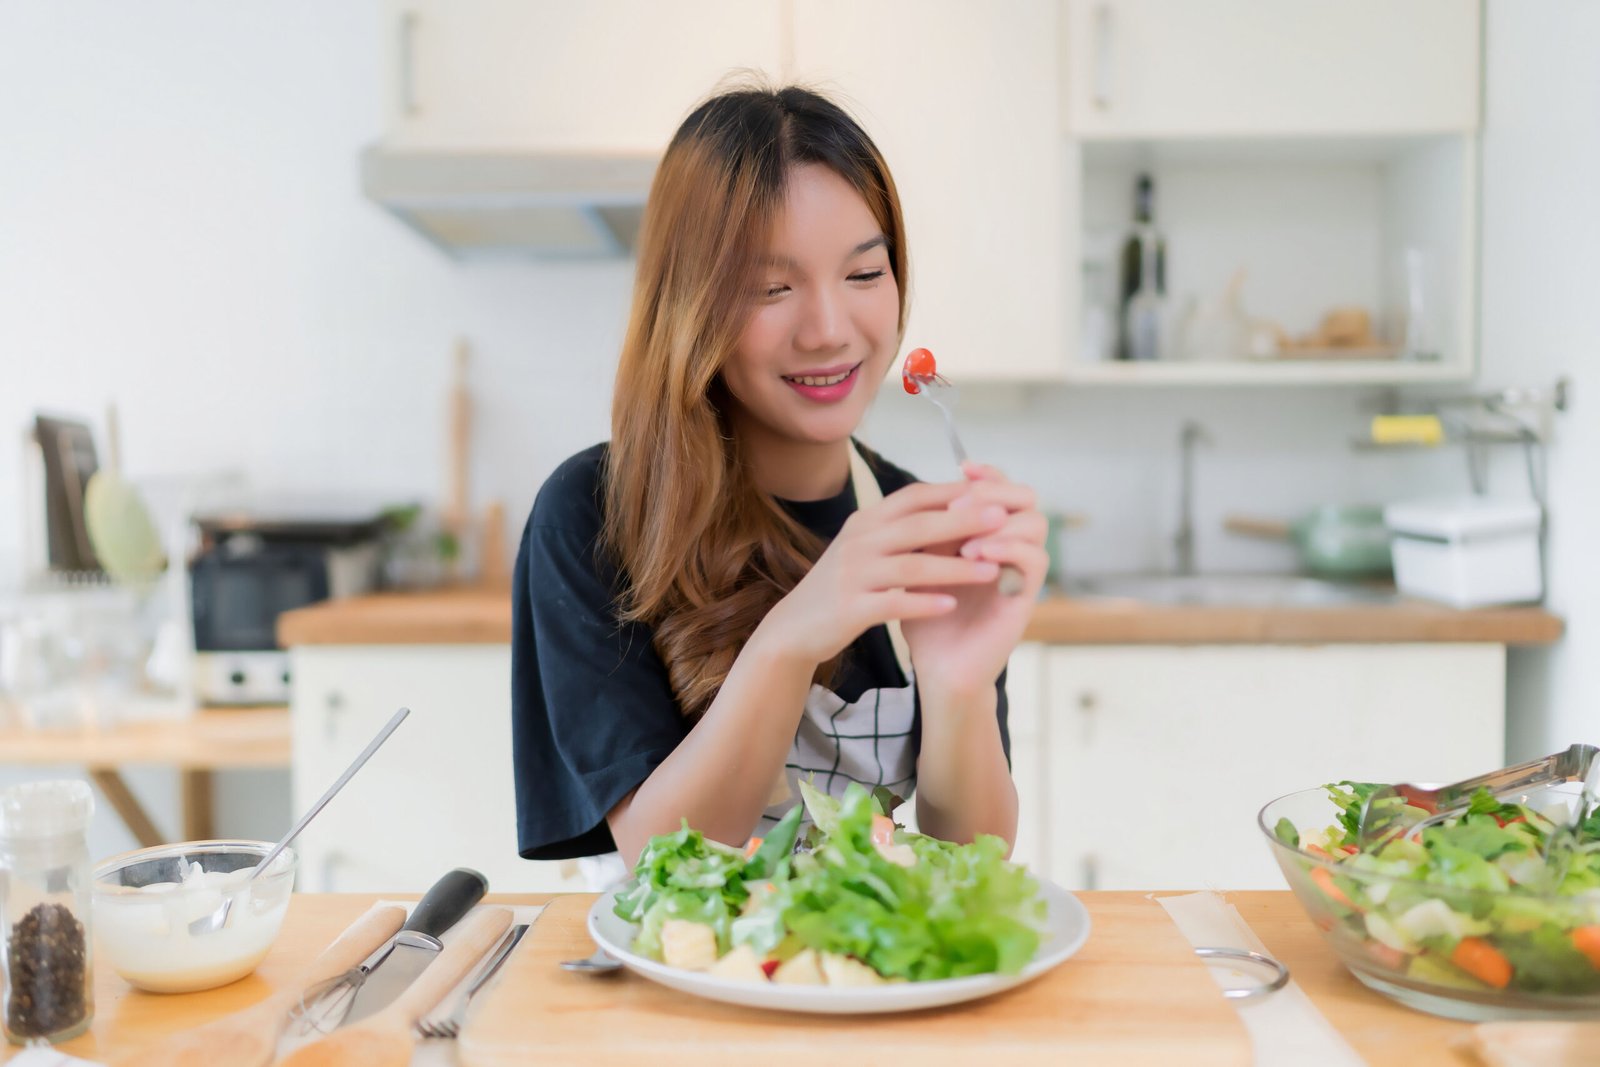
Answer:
[511,440,1011,860]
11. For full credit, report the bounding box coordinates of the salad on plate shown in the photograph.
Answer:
[612,780,1047,986]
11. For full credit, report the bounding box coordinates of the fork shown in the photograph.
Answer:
[415,922,530,1040]
[904,367,1026,597]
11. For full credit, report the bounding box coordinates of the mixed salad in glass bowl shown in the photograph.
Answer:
[1261,781,1600,1020]
[611,780,1049,988]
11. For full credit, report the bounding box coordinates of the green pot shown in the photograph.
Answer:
[1226,506,1393,578]
[1289,506,1393,577]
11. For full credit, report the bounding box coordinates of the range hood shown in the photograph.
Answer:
[360,147,657,258]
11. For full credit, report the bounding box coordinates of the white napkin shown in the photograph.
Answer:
[275,901,547,1067]
[1157,891,1367,1067]
[5,1051,104,1067]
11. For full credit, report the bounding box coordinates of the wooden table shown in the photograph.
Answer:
[5,892,1490,1066]
[0,706,290,846]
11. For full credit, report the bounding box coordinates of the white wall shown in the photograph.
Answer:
[1479,0,1600,761]
[0,1,1588,857]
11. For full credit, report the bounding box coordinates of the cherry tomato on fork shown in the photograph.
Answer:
[901,347,937,394]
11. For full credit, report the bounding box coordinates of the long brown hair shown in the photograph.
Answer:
[602,84,909,717]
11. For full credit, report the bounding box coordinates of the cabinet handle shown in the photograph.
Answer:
[1077,689,1097,743]
[1081,853,1100,891]
[324,689,345,742]
[398,10,420,117]
[1092,3,1115,112]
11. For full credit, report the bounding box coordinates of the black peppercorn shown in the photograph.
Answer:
[5,902,88,1038]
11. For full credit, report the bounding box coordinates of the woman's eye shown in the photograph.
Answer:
[764,283,790,298]
[849,270,886,283]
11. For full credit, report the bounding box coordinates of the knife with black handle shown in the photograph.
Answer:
[341,867,489,1025]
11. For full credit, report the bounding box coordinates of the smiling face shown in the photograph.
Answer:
[720,164,901,461]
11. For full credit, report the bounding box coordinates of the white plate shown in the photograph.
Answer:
[586,877,1090,1015]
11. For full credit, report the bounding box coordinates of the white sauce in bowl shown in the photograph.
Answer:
[95,858,293,993]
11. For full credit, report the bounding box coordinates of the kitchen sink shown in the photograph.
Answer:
[1063,572,1398,607]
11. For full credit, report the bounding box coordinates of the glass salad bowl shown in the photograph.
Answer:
[1259,786,1600,1021]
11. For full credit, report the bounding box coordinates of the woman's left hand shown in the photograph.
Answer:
[900,462,1049,699]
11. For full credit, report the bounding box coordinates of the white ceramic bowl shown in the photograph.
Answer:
[93,839,296,993]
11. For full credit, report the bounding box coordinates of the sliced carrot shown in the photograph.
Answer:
[1310,866,1357,911]
[1451,937,1513,989]
[1339,844,1360,855]
[1572,926,1600,969]
[743,837,763,858]
[1304,843,1334,860]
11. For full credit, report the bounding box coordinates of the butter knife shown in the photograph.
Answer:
[341,867,488,1025]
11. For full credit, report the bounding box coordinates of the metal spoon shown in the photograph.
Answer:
[188,706,411,935]
[560,948,622,974]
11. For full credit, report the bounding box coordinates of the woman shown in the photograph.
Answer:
[511,84,1047,871]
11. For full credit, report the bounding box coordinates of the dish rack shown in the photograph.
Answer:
[1353,378,1567,502]
[1355,378,1568,603]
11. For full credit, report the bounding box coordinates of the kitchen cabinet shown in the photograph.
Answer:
[1018,643,1504,890]
[791,1,1068,381]
[377,0,1069,381]
[380,0,784,152]
[1059,1,1482,387]
[289,644,583,894]
[1006,642,1049,875]
[372,4,1484,384]
[1062,0,1482,139]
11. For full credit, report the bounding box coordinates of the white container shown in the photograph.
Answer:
[1384,496,1543,609]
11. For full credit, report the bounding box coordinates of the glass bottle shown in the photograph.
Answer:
[1123,229,1168,362]
[1,780,95,1046]
[1117,172,1167,360]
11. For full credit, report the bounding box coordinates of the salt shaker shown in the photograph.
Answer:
[1,780,95,1045]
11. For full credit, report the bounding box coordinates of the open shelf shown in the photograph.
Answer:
[1065,133,1478,386]
[1060,358,1471,387]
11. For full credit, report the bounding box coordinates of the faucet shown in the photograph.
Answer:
[1174,420,1211,576]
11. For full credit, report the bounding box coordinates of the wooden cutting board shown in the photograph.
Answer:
[459,893,1250,1067]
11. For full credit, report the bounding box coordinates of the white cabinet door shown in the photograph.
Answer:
[383,0,785,151]
[792,1,1069,381]
[290,644,583,894]
[1063,0,1481,138]
[1005,643,1050,877]
[1044,644,1504,891]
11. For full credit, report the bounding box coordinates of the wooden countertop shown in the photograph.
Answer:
[0,706,289,769]
[12,891,1493,1067]
[278,585,513,646]
[1025,596,1563,645]
[279,585,1563,648]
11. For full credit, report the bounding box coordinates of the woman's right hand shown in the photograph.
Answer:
[753,480,1010,667]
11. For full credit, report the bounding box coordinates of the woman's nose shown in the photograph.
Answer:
[794,286,847,352]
